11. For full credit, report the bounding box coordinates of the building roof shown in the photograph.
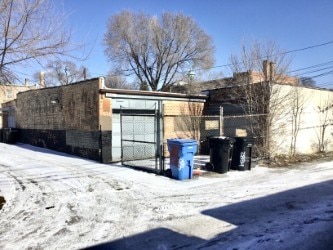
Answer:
[100,87,207,100]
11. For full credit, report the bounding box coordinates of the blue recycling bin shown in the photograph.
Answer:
[167,139,198,180]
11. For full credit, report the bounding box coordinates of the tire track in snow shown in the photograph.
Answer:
[0,147,146,249]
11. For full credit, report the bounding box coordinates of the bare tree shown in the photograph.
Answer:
[172,70,225,94]
[33,60,88,87]
[228,40,294,158]
[0,0,76,83]
[104,70,135,89]
[289,86,307,156]
[175,102,204,141]
[315,97,333,152]
[230,40,291,75]
[300,77,316,87]
[104,11,215,91]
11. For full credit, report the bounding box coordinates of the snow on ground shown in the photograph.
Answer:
[0,143,332,250]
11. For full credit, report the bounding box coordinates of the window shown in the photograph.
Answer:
[6,90,13,99]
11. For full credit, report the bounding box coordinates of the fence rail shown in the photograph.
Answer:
[165,105,269,157]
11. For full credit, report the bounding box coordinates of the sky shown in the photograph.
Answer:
[53,0,333,88]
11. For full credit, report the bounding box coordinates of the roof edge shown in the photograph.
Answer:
[100,88,207,99]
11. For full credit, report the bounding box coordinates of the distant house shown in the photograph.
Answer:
[0,83,36,128]
[202,60,333,157]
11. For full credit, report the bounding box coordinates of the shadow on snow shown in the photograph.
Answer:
[84,180,333,250]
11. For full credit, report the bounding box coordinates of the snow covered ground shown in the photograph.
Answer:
[0,143,332,250]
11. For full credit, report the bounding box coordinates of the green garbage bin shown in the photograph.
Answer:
[231,137,254,171]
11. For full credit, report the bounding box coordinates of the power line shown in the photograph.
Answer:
[279,40,333,55]
[286,60,333,74]
[87,40,333,77]
[291,65,333,78]
[198,40,333,71]
[310,69,333,79]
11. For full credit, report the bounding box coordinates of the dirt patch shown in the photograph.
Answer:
[0,196,5,210]
[262,152,333,168]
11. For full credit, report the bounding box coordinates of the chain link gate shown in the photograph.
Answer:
[120,105,163,174]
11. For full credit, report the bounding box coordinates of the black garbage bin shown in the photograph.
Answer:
[207,136,234,174]
[231,137,254,171]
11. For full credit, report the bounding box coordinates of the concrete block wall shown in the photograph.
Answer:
[15,78,107,162]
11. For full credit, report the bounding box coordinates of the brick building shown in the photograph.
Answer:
[202,61,333,157]
[2,78,215,173]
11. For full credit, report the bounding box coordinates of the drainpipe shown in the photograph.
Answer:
[99,125,103,163]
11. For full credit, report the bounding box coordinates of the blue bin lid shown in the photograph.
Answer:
[167,138,197,145]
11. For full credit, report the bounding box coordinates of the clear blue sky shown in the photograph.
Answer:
[57,0,333,88]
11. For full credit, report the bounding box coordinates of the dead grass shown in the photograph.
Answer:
[259,151,333,168]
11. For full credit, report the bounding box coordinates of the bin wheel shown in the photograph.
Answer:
[165,168,172,178]
[205,162,214,171]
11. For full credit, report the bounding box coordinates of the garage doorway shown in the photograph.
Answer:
[120,105,163,174]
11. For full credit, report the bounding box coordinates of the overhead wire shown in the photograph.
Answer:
[89,40,333,77]
[290,65,333,77]
[57,39,333,89]
[194,40,333,72]
[286,60,333,74]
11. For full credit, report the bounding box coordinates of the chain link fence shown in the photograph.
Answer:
[164,101,270,158]
[222,113,268,158]
[120,110,162,173]
[167,100,333,160]
[164,113,222,155]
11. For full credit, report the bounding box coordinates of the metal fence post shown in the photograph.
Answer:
[220,106,224,136]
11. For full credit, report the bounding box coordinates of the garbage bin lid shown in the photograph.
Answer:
[167,138,197,145]
[209,136,234,141]
[234,137,254,142]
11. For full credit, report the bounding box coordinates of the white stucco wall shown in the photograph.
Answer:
[270,85,333,155]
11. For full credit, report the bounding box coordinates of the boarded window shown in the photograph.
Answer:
[205,120,219,130]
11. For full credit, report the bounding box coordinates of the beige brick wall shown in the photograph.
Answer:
[163,100,204,116]
[163,100,204,156]
[98,92,112,162]
[99,94,112,132]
